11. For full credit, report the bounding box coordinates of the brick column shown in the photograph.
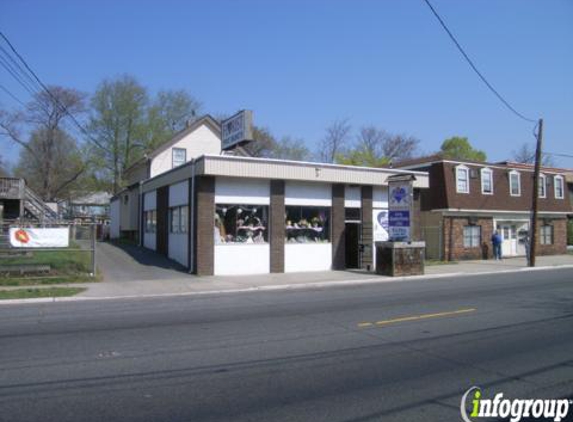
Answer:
[270,180,285,273]
[332,184,345,270]
[361,186,373,270]
[156,186,169,256]
[195,176,215,276]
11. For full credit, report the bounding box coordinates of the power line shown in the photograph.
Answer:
[0,30,110,152]
[0,83,27,107]
[544,151,573,160]
[422,0,537,124]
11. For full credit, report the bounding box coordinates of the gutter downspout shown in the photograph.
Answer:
[139,181,144,247]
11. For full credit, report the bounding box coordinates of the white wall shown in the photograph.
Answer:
[110,199,120,239]
[169,180,188,207]
[144,190,157,211]
[285,243,332,272]
[144,232,156,251]
[169,234,188,267]
[167,180,189,267]
[150,124,220,178]
[373,186,389,209]
[345,186,361,208]
[285,181,331,206]
[215,177,270,204]
[214,245,270,275]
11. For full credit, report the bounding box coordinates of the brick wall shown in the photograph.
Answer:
[270,180,285,273]
[443,216,494,261]
[195,176,215,276]
[332,184,345,270]
[537,218,567,256]
[361,185,373,270]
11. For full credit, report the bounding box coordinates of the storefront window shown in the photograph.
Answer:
[170,206,188,234]
[285,206,330,243]
[145,210,156,233]
[215,205,268,244]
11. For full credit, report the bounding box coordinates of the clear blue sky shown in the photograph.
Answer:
[1,0,572,166]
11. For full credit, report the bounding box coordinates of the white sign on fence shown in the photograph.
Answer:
[9,227,70,248]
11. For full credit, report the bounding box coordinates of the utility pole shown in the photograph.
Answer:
[529,118,543,267]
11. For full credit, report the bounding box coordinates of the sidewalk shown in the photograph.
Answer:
[2,249,572,302]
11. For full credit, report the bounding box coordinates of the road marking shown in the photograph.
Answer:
[358,308,476,328]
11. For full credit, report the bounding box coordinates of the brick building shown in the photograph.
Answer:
[395,157,572,261]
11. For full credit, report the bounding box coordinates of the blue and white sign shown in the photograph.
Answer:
[388,178,414,241]
[221,110,254,150]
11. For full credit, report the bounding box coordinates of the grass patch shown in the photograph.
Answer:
[0,287,86,300]
[0,276,95,286]
[425,260,458,266]
[1,248,91,274]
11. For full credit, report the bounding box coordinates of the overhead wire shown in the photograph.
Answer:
[422,0,537,124]
[0,30,110,152]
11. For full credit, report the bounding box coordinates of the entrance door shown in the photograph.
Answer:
[345,223,360,269]
[501,224,518,257]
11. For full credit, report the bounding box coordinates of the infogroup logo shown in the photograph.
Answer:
[460,386,571,422]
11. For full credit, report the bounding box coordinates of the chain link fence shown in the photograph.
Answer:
[0,219,98,279]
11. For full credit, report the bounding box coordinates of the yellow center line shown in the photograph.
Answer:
[357,308,477,328]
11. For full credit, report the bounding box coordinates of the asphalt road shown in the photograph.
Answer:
[2,268,573,422]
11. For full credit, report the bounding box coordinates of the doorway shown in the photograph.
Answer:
[345,223,360,269]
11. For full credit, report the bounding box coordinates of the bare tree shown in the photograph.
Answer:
[512,142,554,167]
[382,133,420,163]
[317,118,352,163]
[336,125,420,167]
[0,86,87,200]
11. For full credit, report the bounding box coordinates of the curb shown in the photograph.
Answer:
[1,264,573,306]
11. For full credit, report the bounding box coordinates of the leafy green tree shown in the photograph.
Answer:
[440,136,487,162]
[568,220,573,246]
[145,89,201,151]
[88,75,148,193]
[272,136,311,161]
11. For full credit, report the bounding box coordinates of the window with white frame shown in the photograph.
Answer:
[554,175,564,199]
[509,171,521,196]
[463,225,481,248]
[172,148,186,168]
[456,165,470,194]
[481,168,493,194]
[540,225,553,245]
[170,205,188,234]
[538,174,546,198]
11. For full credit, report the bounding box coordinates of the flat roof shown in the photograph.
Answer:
[141,154,429,193]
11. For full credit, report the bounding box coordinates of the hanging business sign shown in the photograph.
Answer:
[221,110,254,150]
[388,175,415,242]
[9,227,70,248]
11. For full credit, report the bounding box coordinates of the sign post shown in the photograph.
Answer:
[388,175,415,242]
[375,174,425,276]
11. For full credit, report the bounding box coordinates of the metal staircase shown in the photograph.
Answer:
[23,185,60,223]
